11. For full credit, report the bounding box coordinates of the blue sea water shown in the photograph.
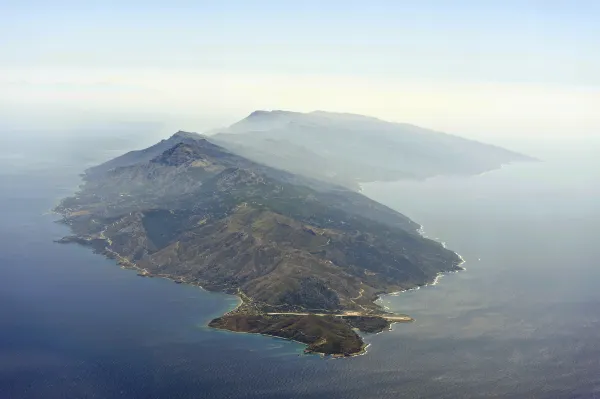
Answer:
[1,132,599,398]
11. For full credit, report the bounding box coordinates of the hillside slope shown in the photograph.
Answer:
[56,134,462,355]
[211,110,534,189]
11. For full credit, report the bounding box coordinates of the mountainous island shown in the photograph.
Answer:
[211,110,533,189]
[55,111,530,356]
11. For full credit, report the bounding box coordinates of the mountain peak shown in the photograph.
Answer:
[151,142,202,166]
[151,137,232,167]
[226,110,300,133]
[246,110,270,119]
[246,110,297,118]
[58,124,464,356]
[227,110,385,134]
[212,109,534,188]
[243,109,380,122]
[171,130,205,140]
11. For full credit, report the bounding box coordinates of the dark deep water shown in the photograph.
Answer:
[1,132,599,398]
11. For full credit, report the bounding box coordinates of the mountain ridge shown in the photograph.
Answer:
[55,131,462,356]
[211,110,534,189]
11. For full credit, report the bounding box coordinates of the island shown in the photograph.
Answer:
[55,129,466,356]
[211,110,535,190]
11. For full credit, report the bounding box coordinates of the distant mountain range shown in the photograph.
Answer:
[210,110,534,189]
[56,110,530,356]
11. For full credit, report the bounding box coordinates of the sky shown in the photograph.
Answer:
[1,0,599,140]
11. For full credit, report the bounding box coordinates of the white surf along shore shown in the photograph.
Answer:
[375,223,466,312]
[356,182,467,313]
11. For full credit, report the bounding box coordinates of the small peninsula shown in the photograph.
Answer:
[55,121,476,356]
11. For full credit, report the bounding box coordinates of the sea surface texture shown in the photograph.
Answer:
[1,133,599,398]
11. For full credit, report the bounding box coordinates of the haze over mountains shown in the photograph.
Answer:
[211,110,533,189]
[88,110,532,191]
[55,110,532,355]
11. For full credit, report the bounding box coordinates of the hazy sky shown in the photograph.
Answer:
[1,0,598,138]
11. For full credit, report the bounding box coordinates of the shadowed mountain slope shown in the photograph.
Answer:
[56,132,462,355]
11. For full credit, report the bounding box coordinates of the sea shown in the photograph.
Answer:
[1,130,599,398]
